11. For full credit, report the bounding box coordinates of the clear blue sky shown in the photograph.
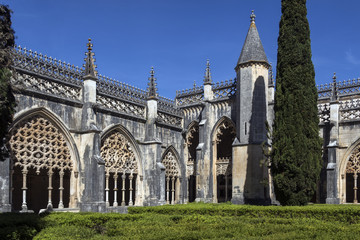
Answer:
[2,0,360,99]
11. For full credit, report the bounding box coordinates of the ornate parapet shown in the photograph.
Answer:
[340,99,360,121]
[175,86,204,106]
[317,78,360,100]
[175,79,236,107]
[212,79,236,100]
[97,75,147,105]
[12,46,83,86]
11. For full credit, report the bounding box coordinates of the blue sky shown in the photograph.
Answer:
[2,0,360,99]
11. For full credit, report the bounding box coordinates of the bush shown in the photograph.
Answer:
[2,203,360,239]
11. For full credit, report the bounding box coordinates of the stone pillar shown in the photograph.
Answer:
[79,43,106,211]
[0,152,12,212]
[196,99,214,202]
[142,76,165,205]
[326,97,340,204]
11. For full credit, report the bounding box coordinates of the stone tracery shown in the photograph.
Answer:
[162,150,180,204]
[101,131,138,206]
[9,116,73,212]
[346,145,360,203]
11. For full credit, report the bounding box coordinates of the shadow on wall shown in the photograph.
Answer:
[244,76,270,204]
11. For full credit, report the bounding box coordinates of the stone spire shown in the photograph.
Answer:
[204,59,212,85]
[236,10,269,67]
[331,72,338,101]
[147,67,158,100]
[84,38,97,80]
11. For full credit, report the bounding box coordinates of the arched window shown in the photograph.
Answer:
[9,116,73,213]
[186,123,198,202]
[162,150,180,204]
[346,145,360,203]
[101,131,138,206]
[214,118,236,203]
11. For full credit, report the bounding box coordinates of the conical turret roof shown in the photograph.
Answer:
[237,11,268,67]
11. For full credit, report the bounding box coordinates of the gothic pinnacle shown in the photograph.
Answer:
[331,72,338,101]
[83,38,97,80]
[204,59,212,85]
[147,67,158,100]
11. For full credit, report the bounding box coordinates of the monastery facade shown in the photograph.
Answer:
[0,12,359,213]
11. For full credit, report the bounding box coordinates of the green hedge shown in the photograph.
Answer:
[2,204,360,239]
[129,203,360,223]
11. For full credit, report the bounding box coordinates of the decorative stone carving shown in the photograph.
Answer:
[214,119,236,144]
[9,116,72,210]
[9,116,72,173]
[212,79,236,99]
[157,111,182,127]
[12,72,81,101]
[216,157,232,176]
[12,46,83,86]
[101,131,138,174]
[97,94,145,118]
[318,103,330,123]
[162,151,180,177]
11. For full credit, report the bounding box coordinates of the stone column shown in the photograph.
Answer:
[195,76,214,202]
[0,152,12,212]
[326,80,340,204]
[79,41,106,212]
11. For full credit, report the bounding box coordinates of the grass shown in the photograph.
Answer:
[2,203,360,239]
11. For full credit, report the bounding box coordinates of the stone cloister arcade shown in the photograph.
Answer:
[3,13,360,213]
[213,117,236,203]
[9,110,79,213]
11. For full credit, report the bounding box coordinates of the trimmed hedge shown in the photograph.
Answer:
[2,203,360,239]
[129,203,360,223]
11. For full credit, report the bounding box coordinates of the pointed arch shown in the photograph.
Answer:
[211,116,236,203]
[339,138,360,203]
[8,107,80,212]
[162,146,181,177]
[100,124,143,206]
[184,121,199,202]
[162,146,181,204]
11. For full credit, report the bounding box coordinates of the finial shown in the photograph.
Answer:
[331,72,338,101]
[250,10,256,23]
[204,59,212,85]
[150,66,155,77]
[193,80,196,89]
[147,66,158,100]
[87,38,93,52]
[83,38,97,79]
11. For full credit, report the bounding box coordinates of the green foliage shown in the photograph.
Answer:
[271,0,322,205]
[0,4,16,161]
[3,204,360,239]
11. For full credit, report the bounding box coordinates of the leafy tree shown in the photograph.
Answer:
[0,4,16,161]
[271,0,322,205]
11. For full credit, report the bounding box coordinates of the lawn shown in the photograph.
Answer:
[2,203,360,239]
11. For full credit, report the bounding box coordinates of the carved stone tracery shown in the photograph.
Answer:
[10,116,72,173]
[162,151,180,177]
[215,118,236,176]
[346,145,360,203]
[9,115,73,211]
[101,131,138,175]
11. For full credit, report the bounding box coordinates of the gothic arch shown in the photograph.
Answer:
[185,121,199,202]
[8,107,80,212]
[339,138,360,203]
[162,146,181,204]
[100,124,143,206]
[211,116,236,203]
